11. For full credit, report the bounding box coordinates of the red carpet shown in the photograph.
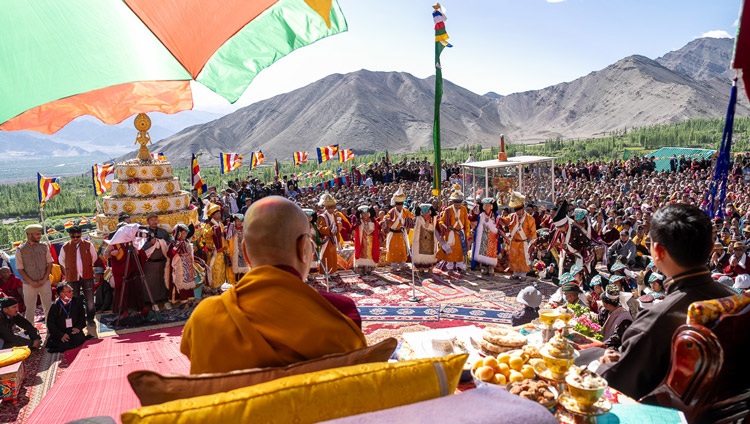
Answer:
[26,327,189,424]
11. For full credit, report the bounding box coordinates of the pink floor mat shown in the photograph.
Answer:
[26,326,189,424]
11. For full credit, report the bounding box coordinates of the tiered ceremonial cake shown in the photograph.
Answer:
[95,114,198,234]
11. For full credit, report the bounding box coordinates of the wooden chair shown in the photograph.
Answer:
[640,294,750,423]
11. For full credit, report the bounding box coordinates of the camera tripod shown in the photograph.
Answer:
[112,244,161,328]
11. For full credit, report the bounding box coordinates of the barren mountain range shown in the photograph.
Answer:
[148,37,747,166]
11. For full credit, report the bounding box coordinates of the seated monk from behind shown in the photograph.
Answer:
[181,196,367,374]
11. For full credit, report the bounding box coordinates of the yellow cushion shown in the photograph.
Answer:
[121,353,468,424]
[127,338,399,406]
[687,293,750,326]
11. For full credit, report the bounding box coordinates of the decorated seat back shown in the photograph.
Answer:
[641,293,750,423]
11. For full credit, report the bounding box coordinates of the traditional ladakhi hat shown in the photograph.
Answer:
[357,205,370,213]
[559,272,575,285]
[24,224,43,233]
[508,192,526,211]
[481,197,495,205]
[638,294,655,310]
[648,272,665,284]
[391,186,407,205]
[172,223,195,239]
[318,192,337,207]
[302,208,315,216]
[590,275,607,287]
[419,203,433,215]
[610,261,627,272]
[552,200,570,227]
[516,286,543,308]
[561,281,582,294]
[206,203,222,217]
[569,264,584,276]
[609,274,626,285]
[732,242,746,251]
[573,208,588,222]
[448,184,464,203]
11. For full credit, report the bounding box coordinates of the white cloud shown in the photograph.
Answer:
[699,30,733,39]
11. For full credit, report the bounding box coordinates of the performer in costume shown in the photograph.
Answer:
[165,224,197,309]
[203,203,227,290]
[317,193,349,276]
[411,203,438,270]
[352,206,380,275]
[551,200,595,278]
[436,185,470,273]
[303,208,321,278]
[103,224,146,318]
[470,198,499,275]
[498,192,536,280]
[226,214,250,285]
[384,186,415,272]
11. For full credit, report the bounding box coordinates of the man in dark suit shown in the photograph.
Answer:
[597,204,735,400]
[0,297,42,349]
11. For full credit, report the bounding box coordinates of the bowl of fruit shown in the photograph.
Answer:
[470,349,537,388]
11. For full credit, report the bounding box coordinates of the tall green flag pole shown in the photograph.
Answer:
[432,3,452,199]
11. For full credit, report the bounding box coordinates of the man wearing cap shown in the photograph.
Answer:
[384,187,414,272]
[436,185,470,273]
[597,204,735,400]
[16,224,53,324]
[58,226,98,327]
[600,284,633,349]
[511,286,542,326]
[551,201,594,279]
[317,193,349,276]
[0,266,24,315]
[202,203,227,290]
[0,297,42,349]
[352,206,380,275]
[497,192,536,280]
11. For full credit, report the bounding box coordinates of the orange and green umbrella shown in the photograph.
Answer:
[0,0,346,134]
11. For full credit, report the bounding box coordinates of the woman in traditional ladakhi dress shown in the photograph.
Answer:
[411,203,438,271]
[165,224,196,309]
[352,206,380,275]
[469,198,499,275]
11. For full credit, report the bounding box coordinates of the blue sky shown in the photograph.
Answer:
[193,0,744,113]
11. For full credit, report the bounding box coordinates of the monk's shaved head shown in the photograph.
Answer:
[243,196,311,271]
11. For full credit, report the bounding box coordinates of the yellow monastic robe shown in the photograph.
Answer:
[385,207,415,263]
[202,219,227,288]
[181,265,367,374]
[436,205,470,263]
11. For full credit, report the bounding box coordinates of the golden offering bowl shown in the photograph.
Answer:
[539,345,577,381]
[565,374,607,411]
[539,309,560,326]
[557,310,574,324]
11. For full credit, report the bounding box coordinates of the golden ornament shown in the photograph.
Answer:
[165,181,175,193]
[126,167,137,178]
[138,183,153,196]
[116,184,127,196]
[158,199,170,211]
[143,203,152,212]
[123,201,135,214]
[153,166,164,178]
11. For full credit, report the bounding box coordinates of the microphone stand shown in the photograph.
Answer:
[402,228,420,303]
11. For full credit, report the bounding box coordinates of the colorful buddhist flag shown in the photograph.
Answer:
[274,159,280,178]
[64,219,75,229]
[251,151,265,170]
[79,216,89,225]
[150,152,166,161]
[12,241,22,248]
[191,153,207,194]
[92,161,115,197]
[432,2,452,194]
[220,152,243,174]
[37,173,61,206]
[47,228,57,234]
[316,144,339,164]
[339,148,355,163]
[293,151,308,166]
